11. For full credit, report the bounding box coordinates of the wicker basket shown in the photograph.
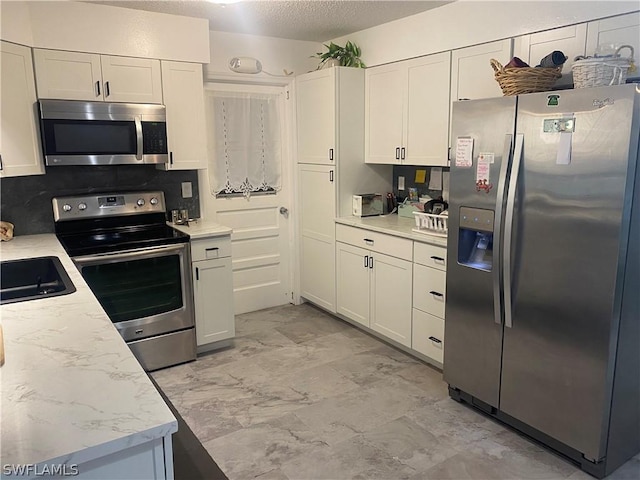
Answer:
[572,45,635,88]
[490,59,562,96]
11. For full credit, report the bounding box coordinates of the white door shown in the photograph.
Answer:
[1,41,44,178]
[370,252,413,347]
[404,52,451,166]
[100,56,163,104]
[296,69,336,165]
[336,242,370,327]
[200,83,292,315]
[298,163,337,312]
[33,49,103,101]
[365,63,404,164]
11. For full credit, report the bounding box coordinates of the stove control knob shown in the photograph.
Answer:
[62,204,72,212]
[150,197,159,205]
[78,202,87,211]
[137,198,146,206]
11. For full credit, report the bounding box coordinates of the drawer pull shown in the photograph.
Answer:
[430,256,445,262]
[429,290,444,297]
[428,336,442,344]
[364,238,374,245]
[135,329,144,335]
[205,247,219,252]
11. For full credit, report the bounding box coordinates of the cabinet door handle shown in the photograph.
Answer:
[395,147,400,160]
[364,255,369,268]
[430,256,445,263]
[401,147,406,160]
[0,154,3,171]
[195,267,199,281]
[428,336,442,344]
[95,81,101,97]
[105,81,110,98]
[329,170,334,182]
[369,256,373,269]
[329,148,334,161]
[429,290,444,297]
[170,152,174,165]
[364,238,374,245]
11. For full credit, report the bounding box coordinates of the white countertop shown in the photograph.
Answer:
[168,219,232,239]
[0,235,177,469]
[336,215,448,248]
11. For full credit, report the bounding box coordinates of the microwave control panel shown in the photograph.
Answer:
[142,122,168,154]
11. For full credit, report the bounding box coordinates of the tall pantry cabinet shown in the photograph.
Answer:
[296,67,391,313]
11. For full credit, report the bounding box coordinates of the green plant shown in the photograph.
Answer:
[313,41,366,68]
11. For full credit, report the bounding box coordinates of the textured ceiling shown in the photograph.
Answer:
[86,1,453,42]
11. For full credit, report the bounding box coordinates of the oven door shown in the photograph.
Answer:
[73,243,194,342]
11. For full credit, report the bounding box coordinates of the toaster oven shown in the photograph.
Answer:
[352,194,384,217]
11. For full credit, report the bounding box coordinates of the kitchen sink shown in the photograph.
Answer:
[0,256,76,305]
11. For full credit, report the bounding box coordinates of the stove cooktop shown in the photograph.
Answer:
[58,224,189,257]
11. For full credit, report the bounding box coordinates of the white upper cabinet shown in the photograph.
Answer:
[33,49,162,103]
[159,61,207,170]
[451,39,513,102]
[365,52,451,166]
[365,63,404,164]
[1,41,45,178]
[296,68,336,165]
[513,24,587,87]
[99,55,162,104]
[586,12,640,79]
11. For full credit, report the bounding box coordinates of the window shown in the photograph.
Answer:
[205,90,282,198]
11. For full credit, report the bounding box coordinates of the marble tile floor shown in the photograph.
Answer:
[152,304,640,480]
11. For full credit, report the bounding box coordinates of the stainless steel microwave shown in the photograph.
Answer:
[39,100,168,166]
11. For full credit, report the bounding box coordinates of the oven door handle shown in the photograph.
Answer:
[72,244,187,265]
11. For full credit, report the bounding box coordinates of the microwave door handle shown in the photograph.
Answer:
[135,116,143,161]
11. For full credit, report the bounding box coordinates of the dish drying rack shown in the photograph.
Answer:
[412,212,448,237]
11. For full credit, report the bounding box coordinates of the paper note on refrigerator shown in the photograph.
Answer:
[557,132,572,165]
[429,167,443,189]
[455,137,474,167]
[476,154,491,183]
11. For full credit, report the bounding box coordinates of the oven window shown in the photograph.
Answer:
[81,255,183,323]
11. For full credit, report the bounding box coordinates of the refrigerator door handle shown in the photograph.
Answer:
[503,133,524,329]
[493,134,513,325]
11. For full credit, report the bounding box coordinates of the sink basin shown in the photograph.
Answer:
[1,256,76,305]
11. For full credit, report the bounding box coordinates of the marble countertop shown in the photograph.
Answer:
[336,215,448,248]
[0,235,177,469]
[169,219,232,239]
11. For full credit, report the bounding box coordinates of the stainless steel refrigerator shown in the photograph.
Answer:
[444,83,639,478]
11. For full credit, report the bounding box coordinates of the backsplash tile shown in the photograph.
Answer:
[1,165,199,236]
[393,165,449,201]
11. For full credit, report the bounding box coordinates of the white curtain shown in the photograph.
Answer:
[206,91,282,197]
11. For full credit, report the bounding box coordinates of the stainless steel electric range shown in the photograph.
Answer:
[53,191,196,371]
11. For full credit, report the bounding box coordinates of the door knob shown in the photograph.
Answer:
[279,207,289,216]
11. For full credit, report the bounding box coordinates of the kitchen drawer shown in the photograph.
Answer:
[412,308,444,364]
[413,241,447,270]
[190,235,232,261]
[335,224,413,261]
[413,264,446,318]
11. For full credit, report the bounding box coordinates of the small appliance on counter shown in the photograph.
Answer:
[352,193,383,217]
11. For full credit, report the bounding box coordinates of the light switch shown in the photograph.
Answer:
[181,182,193,198]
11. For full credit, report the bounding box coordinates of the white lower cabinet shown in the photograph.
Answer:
[336,225,413,348]
[412,242,447,365]
[412,309,445,365]
[191,235,235,349]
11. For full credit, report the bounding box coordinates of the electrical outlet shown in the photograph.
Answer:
[181,182,193,198]
[398,176,405,191]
